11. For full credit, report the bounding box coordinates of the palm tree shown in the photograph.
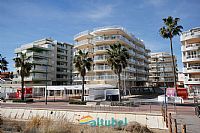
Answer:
[73,50,93,102]
[0,54,8,73]
[159,16,183,95]
[106,42,130,102]
[13,52,32,101]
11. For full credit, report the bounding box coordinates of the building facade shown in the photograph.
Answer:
[13,38,73,88]
[73,26,150,88]
[181,27,200,95]
[149,52,177,87]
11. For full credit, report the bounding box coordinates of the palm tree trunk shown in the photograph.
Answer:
[169,37,177,96]
[82,76,85,102]
[21,75,25,101]
[118,73,121,102]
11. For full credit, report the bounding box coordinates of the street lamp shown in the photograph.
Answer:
[45,58,48,105]
[159,54,167,114]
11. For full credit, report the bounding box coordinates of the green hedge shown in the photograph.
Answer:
[13,99,34,103]
[69,100,86,105]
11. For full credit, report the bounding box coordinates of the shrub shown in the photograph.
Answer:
[69,100,86,105]
[13,99,34,103]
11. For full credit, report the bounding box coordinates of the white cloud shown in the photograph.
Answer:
[85,5,114,20]
[147,0,166,7]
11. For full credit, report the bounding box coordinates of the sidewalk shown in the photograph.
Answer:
[172,114,200,133]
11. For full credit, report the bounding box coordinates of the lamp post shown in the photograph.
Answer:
[45,58,48,105]
[160,54,167,114]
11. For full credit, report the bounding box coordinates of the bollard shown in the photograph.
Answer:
[174,119,177,133]
[182,124,186,133]
[168,113,172,133]
[150,103,151,113]
[166,111,168,128]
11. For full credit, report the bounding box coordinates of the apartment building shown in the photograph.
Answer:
[149,52,177,87]
[13,38,73,88]
[73,26,150,88]
[181,27,200,95]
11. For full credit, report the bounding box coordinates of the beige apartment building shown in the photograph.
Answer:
[181,27,200,95]
[73,26,150,88]
[13,38,73,88]
[149,52,177,87]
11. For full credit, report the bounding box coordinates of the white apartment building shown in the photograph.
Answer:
[73,26,150,88]
[181,27,200,95]
[13,38,73,95]
[149,52,177,87]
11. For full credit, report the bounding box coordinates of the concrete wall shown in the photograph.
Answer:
[0,108,166,129]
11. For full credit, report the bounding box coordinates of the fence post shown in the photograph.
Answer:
[150,103,151,113]
[168,113,172,133]
[166,110,168,128]
[182,124,186,133]
[174,119,177,133]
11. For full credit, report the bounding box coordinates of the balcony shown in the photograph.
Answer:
[128,50,135,56]
[129,59,135,64]
[181,29,200,41]
[137,77,147,81]
[94,35,135,48]
[23,75,50,81]
[126,67,136,72]
[181,43,200,51]
[183,66,200,73]
[74,30,91,40]
[185,55,200,62]
[31,69,47,73]
[94,55,107,63]
[94,46,109,54]
[74,39,93,48]
[185,78,200,84]
[73,75,118,81]
[94,65,111,71]
[31,60,49,65]
[137,69,146,74]
[26,52,49,58]
[135,46,145,53]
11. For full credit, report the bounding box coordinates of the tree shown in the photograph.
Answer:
[73,50,93,102]
[13,52,32,101]
[106,42,130,102]
[159,16,183,95]
[0,54,8,73]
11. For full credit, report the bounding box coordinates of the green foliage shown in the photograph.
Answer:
[106,42,130,75]
[13,99,34,103]
[106,42,130,101]
[73,50,93,77]
[13,52,32,77]
[73,50,93,102]
[69,100,87,105]
[159,16,183,92]
[13,52,32,101]
[0,54,8,72]
[159,16,183,39]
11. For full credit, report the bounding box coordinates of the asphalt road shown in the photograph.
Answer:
[0,102,195,115]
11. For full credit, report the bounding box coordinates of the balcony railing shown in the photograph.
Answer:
[186,55,200,60]
[74,39,94,47]
[181,29,200,41]
[94,55,108,61]
[94,65,111,71]
[94,35,136,48]
[184,66,200,73]
[188,78,200,82]
[94,45,110,52]
[74,30,90,39]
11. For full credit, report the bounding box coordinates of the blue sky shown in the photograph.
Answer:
[0,0,199,71]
